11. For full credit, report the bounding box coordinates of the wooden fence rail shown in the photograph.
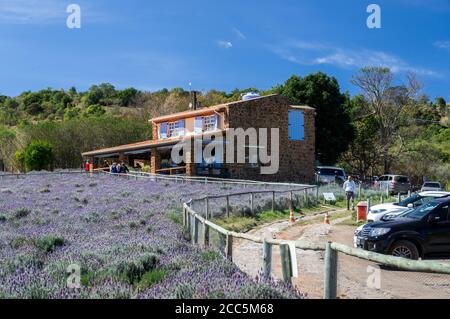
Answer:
[183,195,450,299]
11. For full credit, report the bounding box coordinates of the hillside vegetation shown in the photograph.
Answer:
[0,68,449,187]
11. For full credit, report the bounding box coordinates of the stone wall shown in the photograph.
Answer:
[224,95,316,184]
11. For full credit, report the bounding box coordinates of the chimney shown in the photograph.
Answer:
[191,90,199,110]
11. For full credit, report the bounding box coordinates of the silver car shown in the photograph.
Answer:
[315,166,346,184]
[376,174,411,195]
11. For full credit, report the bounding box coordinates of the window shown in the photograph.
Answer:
[168,121,179,137]
[395,176,409,183]
[203,115,217,132]
[165,119,185,137]
[288,110,304,141]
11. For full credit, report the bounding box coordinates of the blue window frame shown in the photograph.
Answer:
[288,110,305,141]
[160,122,168,139]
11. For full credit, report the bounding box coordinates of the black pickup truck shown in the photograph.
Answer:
[355,197,450,259]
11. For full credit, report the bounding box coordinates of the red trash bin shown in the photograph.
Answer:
[356,201,367,222]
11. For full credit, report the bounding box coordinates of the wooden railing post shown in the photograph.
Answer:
[188,213,193,240]
[262,240,272,279]
[205,197,209,220]
[203,222,209,248]
[279,244,292,284]
[315,186,319,203]
[323,242,337,299]
[226,234,233,261]
[272,191,275,212]
[250,193,254,215]
[226,195,230,218]
[193,216,199,245]
[304,189,308,206]
[289,191,293,209]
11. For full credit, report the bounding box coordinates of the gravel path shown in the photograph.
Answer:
[233,210,450,299]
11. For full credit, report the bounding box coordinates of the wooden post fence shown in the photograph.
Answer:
[272,191,275,212]
[193,217,199,245]
[279,244,292,284]
[203,222,209,248]
[226,234,233,261]
[262,240,272,279]
[323,242,337,299]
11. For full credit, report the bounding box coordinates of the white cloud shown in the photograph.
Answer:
[232,27,246,40]
[434,41,450,51]
[270,39,438,77]
[0,0,104,24]
[0,0,65,23]
[217,40,233,49]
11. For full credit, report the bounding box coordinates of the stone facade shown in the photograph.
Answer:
[223,95,316,183]
[148,94,315,184]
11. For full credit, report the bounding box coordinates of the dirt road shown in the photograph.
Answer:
[233,211,450,299]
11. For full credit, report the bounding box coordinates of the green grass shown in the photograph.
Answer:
[213,207,322,233]
[33,235,65,253]
[137,269,166,289]
[168,211,182,224]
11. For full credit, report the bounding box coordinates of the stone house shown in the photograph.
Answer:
[82,94,316,183]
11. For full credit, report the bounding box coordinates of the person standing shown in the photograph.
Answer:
[110,162,118,174]
[84,160,90,173]
[343,175,356,210]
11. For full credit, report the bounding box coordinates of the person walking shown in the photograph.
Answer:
[343,175,356,211]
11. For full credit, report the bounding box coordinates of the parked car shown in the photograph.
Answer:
[315,166,346,184]
[366,191,450,222]
[354,197,450,259]
[421,182,443,192]
[375,174,411,195]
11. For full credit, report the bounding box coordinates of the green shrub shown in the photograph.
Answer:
[200,250,222,262]
[138,269,166,289]
[115,253,159,284]
[22,140,54,172]
[33,235,65,253]
[14,208,30,219]
[10,237,30,249]
[168,211,182,224]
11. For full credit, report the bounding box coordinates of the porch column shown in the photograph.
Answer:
[150,148,161,174]
[118,153,129,164]
[185,146,196,176]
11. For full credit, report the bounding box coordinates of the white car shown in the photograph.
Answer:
[366,191,450,222]
[354,191,450,247]
[421,182,443,192]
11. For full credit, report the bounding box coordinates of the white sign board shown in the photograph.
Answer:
[323,193,336,202]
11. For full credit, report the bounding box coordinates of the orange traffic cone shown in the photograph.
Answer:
[324,212,330,224]
[289,207,295,223]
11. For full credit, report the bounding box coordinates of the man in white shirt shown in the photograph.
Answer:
[343,175,356,210]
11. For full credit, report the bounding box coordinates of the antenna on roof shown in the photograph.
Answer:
[189,82,193,109]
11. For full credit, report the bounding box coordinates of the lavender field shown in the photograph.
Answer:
[0,173,301,299]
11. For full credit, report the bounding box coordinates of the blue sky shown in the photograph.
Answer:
[0,0,449,100]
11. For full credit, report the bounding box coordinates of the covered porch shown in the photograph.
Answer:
[81,137,229,177]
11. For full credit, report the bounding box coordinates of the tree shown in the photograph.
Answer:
[277,73,354,164]
[23,140,54,171]
[83,104,106,117]
[351,67,420,173]
[117,88,139,107]
[338,95,382,179]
